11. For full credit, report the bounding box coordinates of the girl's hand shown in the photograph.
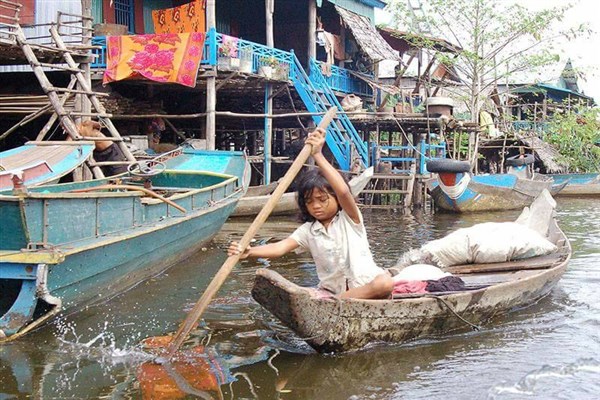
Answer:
[305,128,326,155]
[227,241,250,259]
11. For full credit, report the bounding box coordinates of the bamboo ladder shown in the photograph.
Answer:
[8,9,135,178]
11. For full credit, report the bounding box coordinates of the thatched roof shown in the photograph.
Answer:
[335,6,399,62]
[516,133,567,173]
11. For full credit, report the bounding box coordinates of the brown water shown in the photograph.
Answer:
[1,198,599,399]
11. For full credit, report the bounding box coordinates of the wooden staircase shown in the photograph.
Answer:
[360,164,417,209]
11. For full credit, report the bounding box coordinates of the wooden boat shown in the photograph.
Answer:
[0,148,249,341]
[0,141,95,190]
[232,167,374,217]
[426,157,566,212]
[251,192,571,353]
[546,172,600,196]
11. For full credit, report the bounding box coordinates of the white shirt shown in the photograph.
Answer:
[290,209,385,294]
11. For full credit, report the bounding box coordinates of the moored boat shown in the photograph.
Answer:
[427,156,565,212]
[0,148,249,341]
[232,167,374,217]
[546,172,600,196]
[251,192,571,353]
[0,141,95,190]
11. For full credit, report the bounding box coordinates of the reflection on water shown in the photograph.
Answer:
[1,198,599,399]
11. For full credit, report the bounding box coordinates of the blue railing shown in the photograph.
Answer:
[420,140,447,174]
[373,139,446,174]
[91,36,107,68]
[512,120,549,133]
[312,61,372,97]
[201,29,293,79]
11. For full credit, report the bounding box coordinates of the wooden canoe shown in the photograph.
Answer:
[251,196,571,353]
[0,149,249,341]
[232,167,374,217]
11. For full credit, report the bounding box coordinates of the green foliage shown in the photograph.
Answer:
[545,107,600,172]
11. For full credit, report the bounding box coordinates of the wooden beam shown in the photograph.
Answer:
[308,0,316,61]
[205,0,216,150]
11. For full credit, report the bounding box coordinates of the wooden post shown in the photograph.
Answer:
[80,0,92,120]
[206,0,216,150]
[308,0,316,61]
[263,0,274,184]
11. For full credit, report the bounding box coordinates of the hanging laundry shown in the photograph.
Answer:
[152,0,206,34]
[103,33,205,88]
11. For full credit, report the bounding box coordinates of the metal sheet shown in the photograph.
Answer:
[0,0,82,72]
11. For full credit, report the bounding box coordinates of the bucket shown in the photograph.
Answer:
[425,97,454,117]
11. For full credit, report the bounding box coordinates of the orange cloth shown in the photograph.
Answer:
[103,33,205,88]
[152,0,206,34]
[137,347,220,400]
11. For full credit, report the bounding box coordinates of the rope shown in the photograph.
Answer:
[426,294,481,331]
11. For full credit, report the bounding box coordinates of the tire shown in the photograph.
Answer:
[505,153,535,167]
[426,159,471,173]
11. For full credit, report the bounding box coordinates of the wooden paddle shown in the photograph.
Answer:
[161,107,338,361]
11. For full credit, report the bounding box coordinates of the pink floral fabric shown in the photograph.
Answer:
[103,32,205,88]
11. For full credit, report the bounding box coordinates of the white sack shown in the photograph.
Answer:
[421,222,557,268]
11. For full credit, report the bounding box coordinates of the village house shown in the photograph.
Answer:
[0,0,472,206]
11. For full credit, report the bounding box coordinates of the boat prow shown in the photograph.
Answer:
[427,159,556,212]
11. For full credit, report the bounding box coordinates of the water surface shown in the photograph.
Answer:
[0,198,598,399]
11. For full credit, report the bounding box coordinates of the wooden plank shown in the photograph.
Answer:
[445,253,566,275]
[361,189,409,194]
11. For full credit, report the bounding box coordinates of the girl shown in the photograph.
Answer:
[228,128,393,299]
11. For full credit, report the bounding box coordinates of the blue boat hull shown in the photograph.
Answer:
[430,173,554,212]
[0,149,249,340]
[546,173,600,196]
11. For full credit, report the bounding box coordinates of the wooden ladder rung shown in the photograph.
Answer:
[37,62,84,73]
[49,87,109,97]
[65,112,113,118]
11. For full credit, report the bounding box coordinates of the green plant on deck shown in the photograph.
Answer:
[544,106,600,172]
[259,56,279,68]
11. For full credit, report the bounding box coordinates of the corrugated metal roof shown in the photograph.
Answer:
[0,0,82,73]
[335,5,399,62]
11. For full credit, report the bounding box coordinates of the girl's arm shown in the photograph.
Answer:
[228,237,299,259]
[306,128,361,223]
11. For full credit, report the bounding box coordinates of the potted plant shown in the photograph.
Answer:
[383,94,398,115]
[258,56,278,78]
[218,36,239,70]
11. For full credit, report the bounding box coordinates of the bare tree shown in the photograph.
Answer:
[387,0,590,121]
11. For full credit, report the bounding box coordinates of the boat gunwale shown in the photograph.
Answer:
[0,186,246,262]
[0,171,239,200]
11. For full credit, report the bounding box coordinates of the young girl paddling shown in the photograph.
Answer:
[228,128,393,299]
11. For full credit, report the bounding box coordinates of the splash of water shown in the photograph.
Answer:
[488,358,600,398]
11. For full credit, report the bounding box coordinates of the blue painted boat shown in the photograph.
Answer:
[546,173,600,196]
[426,157,564,212]
[0,141,95,191]
[0,149,250,341]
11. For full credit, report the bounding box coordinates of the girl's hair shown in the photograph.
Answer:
[296,168,348,222]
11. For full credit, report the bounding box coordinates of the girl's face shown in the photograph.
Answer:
[304,188,339,224]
